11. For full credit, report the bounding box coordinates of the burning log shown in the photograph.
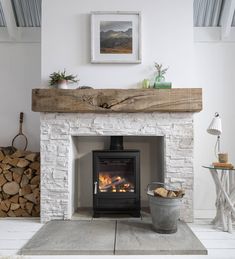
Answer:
[100,176,126,191]
[99,174,134,192]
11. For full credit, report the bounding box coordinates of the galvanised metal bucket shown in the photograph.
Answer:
[147,182,182,234]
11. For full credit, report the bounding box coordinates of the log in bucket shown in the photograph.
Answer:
[147,182,182,234]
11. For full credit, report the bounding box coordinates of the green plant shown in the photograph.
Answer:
[49,69,78,86]
[154,63,168,77]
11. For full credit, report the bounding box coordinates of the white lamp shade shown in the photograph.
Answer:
[207,115,222,135]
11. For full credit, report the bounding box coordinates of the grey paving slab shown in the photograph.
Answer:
[20,219,207,255]
[115,220,207,255]
[20,220,116,255]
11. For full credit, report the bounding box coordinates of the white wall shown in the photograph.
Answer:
[0,43,41,152]
[194,42,235,215]
[41,0,235,215]
[41,0,195,88]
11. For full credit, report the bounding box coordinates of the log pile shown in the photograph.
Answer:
[0,147,40,217]
[154,187,185,198]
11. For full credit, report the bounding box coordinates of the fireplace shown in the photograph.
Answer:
[40,112,195,222]
[35,88,202,222]
[92,137,140,217]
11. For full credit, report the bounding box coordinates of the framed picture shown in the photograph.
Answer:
[91,11,141,64]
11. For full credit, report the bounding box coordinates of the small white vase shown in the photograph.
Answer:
[58,80,68,89]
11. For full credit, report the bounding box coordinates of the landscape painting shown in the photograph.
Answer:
[100,21,133,54]
[91,12,141,63]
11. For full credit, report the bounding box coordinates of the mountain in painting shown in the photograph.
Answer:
[100,28,132,54]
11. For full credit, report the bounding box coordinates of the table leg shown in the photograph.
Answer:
[209,168,235,233]
[220,172,228,231]
[210,169,224,228]
[227,171,233,233]
[210,169,235,215]
[227,212,233,233]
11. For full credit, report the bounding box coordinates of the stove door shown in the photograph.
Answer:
[93,151,140,215]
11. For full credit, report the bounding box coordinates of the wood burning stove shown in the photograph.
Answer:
[93,137,140,217]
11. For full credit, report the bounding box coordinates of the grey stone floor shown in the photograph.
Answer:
[20,219,207,255]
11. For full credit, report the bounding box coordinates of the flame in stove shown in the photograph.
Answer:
[99,173,134,193]
[99,174,112,187]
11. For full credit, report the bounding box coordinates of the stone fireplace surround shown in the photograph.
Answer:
[40,112,194,223]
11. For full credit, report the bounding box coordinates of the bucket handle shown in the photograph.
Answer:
[147,182,162,192]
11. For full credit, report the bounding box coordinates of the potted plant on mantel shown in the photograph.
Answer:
[154,63,172,89]
[49,69,78,89]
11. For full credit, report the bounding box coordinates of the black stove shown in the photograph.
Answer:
[92,136,140,217]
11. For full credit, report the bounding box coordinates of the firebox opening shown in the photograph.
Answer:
[72,136,164,218]
[98,158,135,193]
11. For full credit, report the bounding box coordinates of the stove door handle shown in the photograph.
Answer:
[94,181,98,194]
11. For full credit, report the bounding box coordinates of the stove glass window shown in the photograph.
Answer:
[97,158,135,193]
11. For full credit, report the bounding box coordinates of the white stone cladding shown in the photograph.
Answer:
[40,112,194,223]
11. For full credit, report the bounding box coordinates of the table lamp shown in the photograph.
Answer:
[207,112,222,157]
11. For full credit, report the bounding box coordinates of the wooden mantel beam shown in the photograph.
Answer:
[32,88,202,113]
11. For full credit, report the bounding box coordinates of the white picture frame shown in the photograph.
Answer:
[91,11,141,64]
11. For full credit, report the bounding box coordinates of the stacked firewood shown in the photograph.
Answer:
[154,187,185,198]
[0,147,40,217]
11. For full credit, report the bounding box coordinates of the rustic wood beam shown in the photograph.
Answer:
[32,88,202,113]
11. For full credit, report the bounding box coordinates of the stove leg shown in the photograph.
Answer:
[131,211,141,217]
[93,212,100,218]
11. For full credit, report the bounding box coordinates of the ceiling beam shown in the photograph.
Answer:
[0,0,19,40]
[221,0,235,39]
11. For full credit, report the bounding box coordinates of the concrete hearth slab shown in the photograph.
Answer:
[20,220,207,255]
[20,220,116,255]
[116,221,207,255]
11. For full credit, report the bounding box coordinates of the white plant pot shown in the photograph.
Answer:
[58,80,68,89]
